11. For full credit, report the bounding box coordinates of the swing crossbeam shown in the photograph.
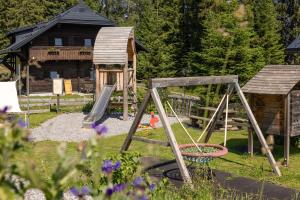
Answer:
[149,75,238,88]
[121,75,282,184]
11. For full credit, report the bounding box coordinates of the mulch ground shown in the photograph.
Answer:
[141,157,299,200]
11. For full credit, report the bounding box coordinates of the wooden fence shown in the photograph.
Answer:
[19,96,93,113]
[166,94,203,116]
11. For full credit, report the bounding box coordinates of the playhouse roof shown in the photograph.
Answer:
[287,36,300,53]
[242,65,300,95]
[93,27,135,65]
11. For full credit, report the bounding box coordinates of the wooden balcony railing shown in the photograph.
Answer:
[29,46,93,61]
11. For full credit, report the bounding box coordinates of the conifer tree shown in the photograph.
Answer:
[194,0,265,83]
[0,0,46,49]
[135,0,179,79]
[251,0,284,64]
[276,0,300,63]
[0,0,11,49]
[174,0,207,77]
[276,0,300,46]
[181,0,265,115]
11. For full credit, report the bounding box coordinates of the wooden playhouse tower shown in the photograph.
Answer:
[243,65,300,166]
[93,27,137,120]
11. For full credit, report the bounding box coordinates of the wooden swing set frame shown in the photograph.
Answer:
[121,75,282,183]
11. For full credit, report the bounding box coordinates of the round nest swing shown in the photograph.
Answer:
[179,143,228,164]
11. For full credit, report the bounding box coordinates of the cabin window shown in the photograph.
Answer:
[50,71,59,79]
[54,38,63,46]
[84,39,92,47]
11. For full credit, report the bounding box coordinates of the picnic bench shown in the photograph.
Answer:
[189,106,249,131]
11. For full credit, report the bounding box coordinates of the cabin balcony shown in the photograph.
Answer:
[29,46,93,61]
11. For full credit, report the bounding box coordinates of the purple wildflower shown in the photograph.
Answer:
[132,177,144,187]
[113,183,126,192]
[105,184,126,197]
[0,106,9,113]
[70,187,79,196]
[70,186,89,197]
[149,183,156,191]
[113,160,121,170]
[81,186,89,195]
[102,160,114,174]
[91,122,96,129]
[106,188,113,196]
[91,123,108,135]
[101,160,121,174]
[17,118,27,128]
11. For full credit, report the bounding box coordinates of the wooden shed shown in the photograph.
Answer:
[242,65,300,166]
[93,27,137,120]
[286,36,300,54]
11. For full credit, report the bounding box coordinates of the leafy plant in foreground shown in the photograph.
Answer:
[0,107,30,199]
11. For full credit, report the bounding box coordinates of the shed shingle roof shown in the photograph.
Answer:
[286,36,300,53]
[242,65,300,95]
[93,27,134,65]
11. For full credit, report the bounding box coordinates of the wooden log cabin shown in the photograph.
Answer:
[242,65,300,166]
[0,1,145,94]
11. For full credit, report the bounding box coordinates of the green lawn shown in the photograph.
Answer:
[15,120,300,190]
[27,112,59,128]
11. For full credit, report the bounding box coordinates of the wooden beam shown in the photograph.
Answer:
[248,129,254,156]
[132,50,138,112]
[95,66,100,100]
[248,94,254,156]
[234,80,282,176]
[284,93,291,166]
[132,136,170,147]
[133,52,137,97]
[26,64,30,127]
[99,69,134,72]
[151,88,192,183]
[121,91,151,151]
[204,84,234,143]
[149,75,238,88]
[77,62,80,92]
[123,55,129,121]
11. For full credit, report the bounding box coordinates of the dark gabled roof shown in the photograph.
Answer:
[286,36,300,54]
[6,24,38,36]
[242,65,300,95]
[7,2,114,36]
[0,1,115,54]
[57,1,115,26]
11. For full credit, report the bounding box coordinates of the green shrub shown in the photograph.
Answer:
[0,109,160,199]
[0,108,30,198]
[82,101,95,114]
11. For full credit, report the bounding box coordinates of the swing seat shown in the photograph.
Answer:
[179,143,228,164]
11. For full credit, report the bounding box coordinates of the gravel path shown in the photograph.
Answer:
[30,113,183,142]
